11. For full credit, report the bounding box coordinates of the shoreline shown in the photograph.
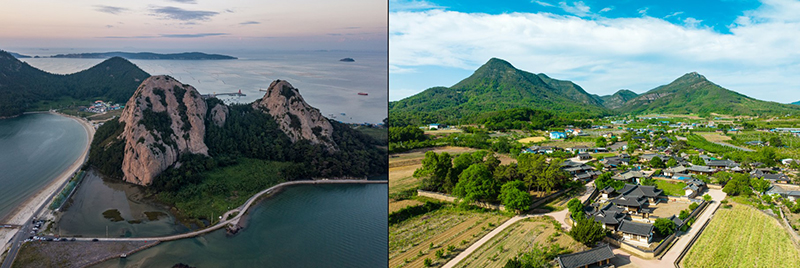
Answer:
[0,112,94,254]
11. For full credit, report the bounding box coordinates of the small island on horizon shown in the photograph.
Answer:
[339,57,355,62]
[45,51,237,60]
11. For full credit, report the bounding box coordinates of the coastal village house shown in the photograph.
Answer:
[550,131,567,139]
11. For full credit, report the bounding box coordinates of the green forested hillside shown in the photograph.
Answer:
[0,50,149,116]
[617,72,800,116]
[599,89,638,109]
[389,58,611,126]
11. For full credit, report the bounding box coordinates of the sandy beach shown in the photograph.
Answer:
[0,112,94,256]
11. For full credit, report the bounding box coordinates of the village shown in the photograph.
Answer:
[389,114,800,268]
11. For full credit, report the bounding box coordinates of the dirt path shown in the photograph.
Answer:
[443,188,727,268]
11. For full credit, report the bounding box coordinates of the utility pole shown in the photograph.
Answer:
[106,226,108,238]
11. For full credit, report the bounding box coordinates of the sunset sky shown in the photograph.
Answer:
[390,0,800,103]
[1,0,387,52]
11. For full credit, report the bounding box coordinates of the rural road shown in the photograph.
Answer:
[442,181,593,268]
[442,187,726,268]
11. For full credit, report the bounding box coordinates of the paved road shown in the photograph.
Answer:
[613,188,726,268]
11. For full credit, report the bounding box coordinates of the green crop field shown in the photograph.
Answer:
[682,204,800,268]
[654,179,686,197]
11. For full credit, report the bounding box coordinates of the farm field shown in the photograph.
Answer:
[696,132,731,142]
[654,179,687,197]
[682,203,800,268]
[453,216,586,268]
[517,136,546,144]
[389,207,510,268]
[390,199,423,213]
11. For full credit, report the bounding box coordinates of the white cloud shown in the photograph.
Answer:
[665,11,684,18]
[389,2,800,102]
[533,1,554,7]
[599,7,613,13]
[389,0,443,11]
[559,1,591,17]
[638,7,648,16]
[684,17,702,28]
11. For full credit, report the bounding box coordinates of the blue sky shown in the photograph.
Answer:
[389,0,800,103]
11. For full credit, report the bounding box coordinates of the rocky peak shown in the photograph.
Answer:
[118,75,208,185]
[252,80,336,151]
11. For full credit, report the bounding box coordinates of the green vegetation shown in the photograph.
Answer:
[389,201,443,225]
[0,51,149,117]
[567,198,583,218]
[653,218,676,236]
[568,215,607,246]
[503,243,571,268]
[654,179,687,197]
[389,58,609,127]
[153,158,293,225]
[102,209,124,222]
[499,181,532,213]
[48,170,85,210]
[594,172,624,191]
[87,119,126,179]
[682,204,800,268]
[144,211,167,221]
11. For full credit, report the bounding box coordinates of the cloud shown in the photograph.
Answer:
[106,25,114,28]
[94,5,128,15]
[167,0,197,3]
[389,4,800,102]
[665,11,684,18]
[533,1,554,7]
[559,1,591,17]
[389,0,443,11]
[684,17,702,28]
[599,6,613,13]
[160,33,229,38]
[149,6,219,21]
[638,7,648,16]
[240,21,260,25]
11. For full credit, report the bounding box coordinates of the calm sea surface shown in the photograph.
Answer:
[19,50,388,124]
[91,184,388,268]
[0,113,88,222]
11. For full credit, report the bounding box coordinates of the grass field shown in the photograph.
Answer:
[517,136,546,144]
[696,132,731,142]
[682,203,800,268]
[590,152,617,159]
[454,216,586,268]
[389,207,510,268]
[390,199,424,213]
[654,179,687,197]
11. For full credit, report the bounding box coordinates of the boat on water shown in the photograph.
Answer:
[357,92,368,96]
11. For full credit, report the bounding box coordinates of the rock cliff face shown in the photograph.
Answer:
[118,75,208,185]
[252,80,336,151]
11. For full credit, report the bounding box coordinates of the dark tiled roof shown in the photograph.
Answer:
[556,244,615,268]
[618,220,654,237]
[688,165,715,173]
[707,159,738,168]
[611,195,646,207]
[620,184,664,199]
[668,215,684,226]
[601,186,616,194]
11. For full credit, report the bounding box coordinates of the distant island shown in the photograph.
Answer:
[49,52,237,60]
[9,52,31,58]
[339,58,355,62]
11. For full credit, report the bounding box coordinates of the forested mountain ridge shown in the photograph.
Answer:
[616,72,800,116]
[598,89,638,110]
[389,58,611,125]
[0,50,149,117]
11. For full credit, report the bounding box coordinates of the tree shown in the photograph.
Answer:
[650,157,666,169]
[595,137,607,148]
[703,194,712,201]
[689,202,699,210]
[594,172,624,190]
[414,152,453,192]
[769,136,784,147]
[499,181,532,213]
[569,216,607,246]
[452,164,498,203]
[750,177,770,194]
[666,158,678,168]
[503,243,568,268]
[654,218,676,236]
[494,164,522,183]
[723,173,752,196]
[567,198,584,218]
[679,209,691,220]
